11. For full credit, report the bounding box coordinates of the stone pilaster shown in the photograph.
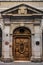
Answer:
[41,18,43,61]
[1,25,13,62]
[31,25,42,62]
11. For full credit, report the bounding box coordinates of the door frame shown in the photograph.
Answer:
[12,27,32,61]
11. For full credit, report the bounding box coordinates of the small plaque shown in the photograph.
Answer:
[36,41,40,45]
[5,41,9,45]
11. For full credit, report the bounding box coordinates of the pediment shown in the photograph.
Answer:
[1,4,43,17]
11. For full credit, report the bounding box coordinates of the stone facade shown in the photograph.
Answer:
[0,0,42,1]
[0,2,43,62]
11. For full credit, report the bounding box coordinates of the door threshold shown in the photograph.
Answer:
[14,61,31,62]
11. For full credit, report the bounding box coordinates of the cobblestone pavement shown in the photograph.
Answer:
[0,61,43,65]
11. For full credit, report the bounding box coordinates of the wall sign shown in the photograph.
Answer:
[36,41,40,45]
[5,41,9,45]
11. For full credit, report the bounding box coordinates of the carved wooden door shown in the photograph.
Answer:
[13,36,31,61]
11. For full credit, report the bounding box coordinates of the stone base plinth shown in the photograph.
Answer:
[41,57,43,61]
[1,57,13,62]
[31,56,42,62]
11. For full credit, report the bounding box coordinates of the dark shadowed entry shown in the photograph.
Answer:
[0,28,2,57]
[12,27,32,61]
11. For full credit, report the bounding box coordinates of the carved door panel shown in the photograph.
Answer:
[13,36,31,61]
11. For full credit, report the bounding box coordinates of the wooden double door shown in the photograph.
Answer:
[12,35,32,61]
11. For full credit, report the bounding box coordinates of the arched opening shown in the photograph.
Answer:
[0,28,2,57]
[12,27,32,61]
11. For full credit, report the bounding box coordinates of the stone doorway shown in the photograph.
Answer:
[12,27,32,61]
